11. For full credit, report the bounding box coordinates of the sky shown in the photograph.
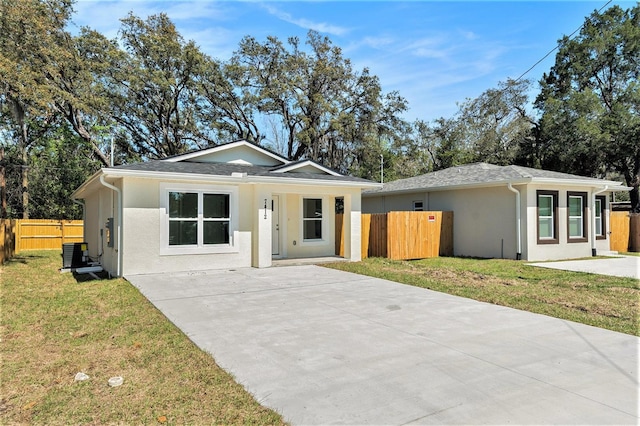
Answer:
[70,0,635,122]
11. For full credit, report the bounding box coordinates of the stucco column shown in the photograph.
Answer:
[344,192,362,262]
[253,185,272,268]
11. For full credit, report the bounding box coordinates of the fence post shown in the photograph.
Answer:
[630,213,640,252]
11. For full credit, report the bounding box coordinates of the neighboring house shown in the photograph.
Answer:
[362,163,630,261]
[71,140,380,277]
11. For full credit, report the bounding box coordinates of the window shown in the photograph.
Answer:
[413,201,424,211]
[567,192,587,242]
[595,195,606,240]
[169,192,230,246]
[161,183,237,255]
[303,198,323,240]
[537,190,558,244]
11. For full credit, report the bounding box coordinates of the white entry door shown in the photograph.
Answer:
[272,195,280,255]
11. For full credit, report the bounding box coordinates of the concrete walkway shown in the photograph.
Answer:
[529,255,640,279]
[127,266,639,425]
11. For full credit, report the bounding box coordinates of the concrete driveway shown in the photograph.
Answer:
[127,266,639,425]
[529,255,640,279]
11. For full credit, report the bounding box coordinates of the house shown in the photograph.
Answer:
[362,163,630,261]
[71,140,380,277]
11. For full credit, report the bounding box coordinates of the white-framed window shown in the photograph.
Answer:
[537,190,558,244]
[567,192,587,242]
[160,183,238,255]
[302,198,323,241]
[413,201,424,211]
[595,195,606,239]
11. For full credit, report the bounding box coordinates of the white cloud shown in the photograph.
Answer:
[262,4,350,36]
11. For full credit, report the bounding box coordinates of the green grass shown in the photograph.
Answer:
[325,257,640,336]
[1,251,285,425]
[622,252,640,257]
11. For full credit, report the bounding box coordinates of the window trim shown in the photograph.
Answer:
[300,196,327,244]
[160,183,239,255]
[537,190,558,245]
[413,201,424,211]
[567,191,588,243]
[595,195,607,240]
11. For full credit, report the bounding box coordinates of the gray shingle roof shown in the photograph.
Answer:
[111,160,374,184]
[364,163,624,195]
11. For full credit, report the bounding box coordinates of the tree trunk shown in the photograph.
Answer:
[0,147,6,219]
[20,122,29,220]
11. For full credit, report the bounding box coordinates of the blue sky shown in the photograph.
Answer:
[71,0,634,122]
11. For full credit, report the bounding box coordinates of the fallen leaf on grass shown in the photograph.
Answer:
[22,401,36,410]
[157,415,167,423]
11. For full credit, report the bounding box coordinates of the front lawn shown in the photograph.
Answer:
[325,257,640,336]
[0,251,284,425]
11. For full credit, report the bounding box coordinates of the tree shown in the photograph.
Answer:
[0,0,74,217]
[536,4,640,211]
[231,31,408,172]
[457,79,534,166]
[108,13,210,159]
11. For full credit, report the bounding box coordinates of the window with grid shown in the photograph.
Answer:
[537,190,558,244]
[567,192,587,242]
[169,192,230,246]
[303,198,323,240]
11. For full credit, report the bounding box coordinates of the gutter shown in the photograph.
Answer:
[591,186,608,256]
[99,174,122,277]
[507,183,522,260]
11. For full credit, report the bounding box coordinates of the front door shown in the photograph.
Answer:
[272,195,280,255]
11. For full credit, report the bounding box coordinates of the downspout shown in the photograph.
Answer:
[592,186,608,257]
[507,183,522,260]
[72,199,86,242]
[99,174,122,277]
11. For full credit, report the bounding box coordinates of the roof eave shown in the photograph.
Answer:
[363,177,630,197]
[100,168,381,189]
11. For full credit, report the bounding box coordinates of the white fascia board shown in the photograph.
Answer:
[163,140,290,164]
[362,177,630,197]
[70,169,106,199]
[528,177,630,190]
[272,160,341,176]
[102,168,381,189]
[362,179,531,197]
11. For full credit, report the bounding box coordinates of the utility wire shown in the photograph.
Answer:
[513,0,613,83]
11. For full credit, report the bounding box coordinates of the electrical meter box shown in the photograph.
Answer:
[106,218,114,248]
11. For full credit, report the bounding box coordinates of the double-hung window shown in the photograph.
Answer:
[595,195,606,239]
[303,198,323,241]
[413,201,424,211]
[567,192,587,242]
[537,190,558,244]
[161,183,237,255]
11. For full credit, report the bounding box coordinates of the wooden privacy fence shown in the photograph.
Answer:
[0,220,84,260]
[336,211,453,260]
[610,211,639,253]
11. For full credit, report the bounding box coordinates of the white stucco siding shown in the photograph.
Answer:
[284,192,336,259]
[364,187,519,259]
[83,190,101,262]
[195,144,283,166]
[524,184,611,261]
[121,177,252,275]
[362,192,425,213]
[83,181,120,277]
[429,187,517,259]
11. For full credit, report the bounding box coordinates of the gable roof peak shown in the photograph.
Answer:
[163,140,290,166]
